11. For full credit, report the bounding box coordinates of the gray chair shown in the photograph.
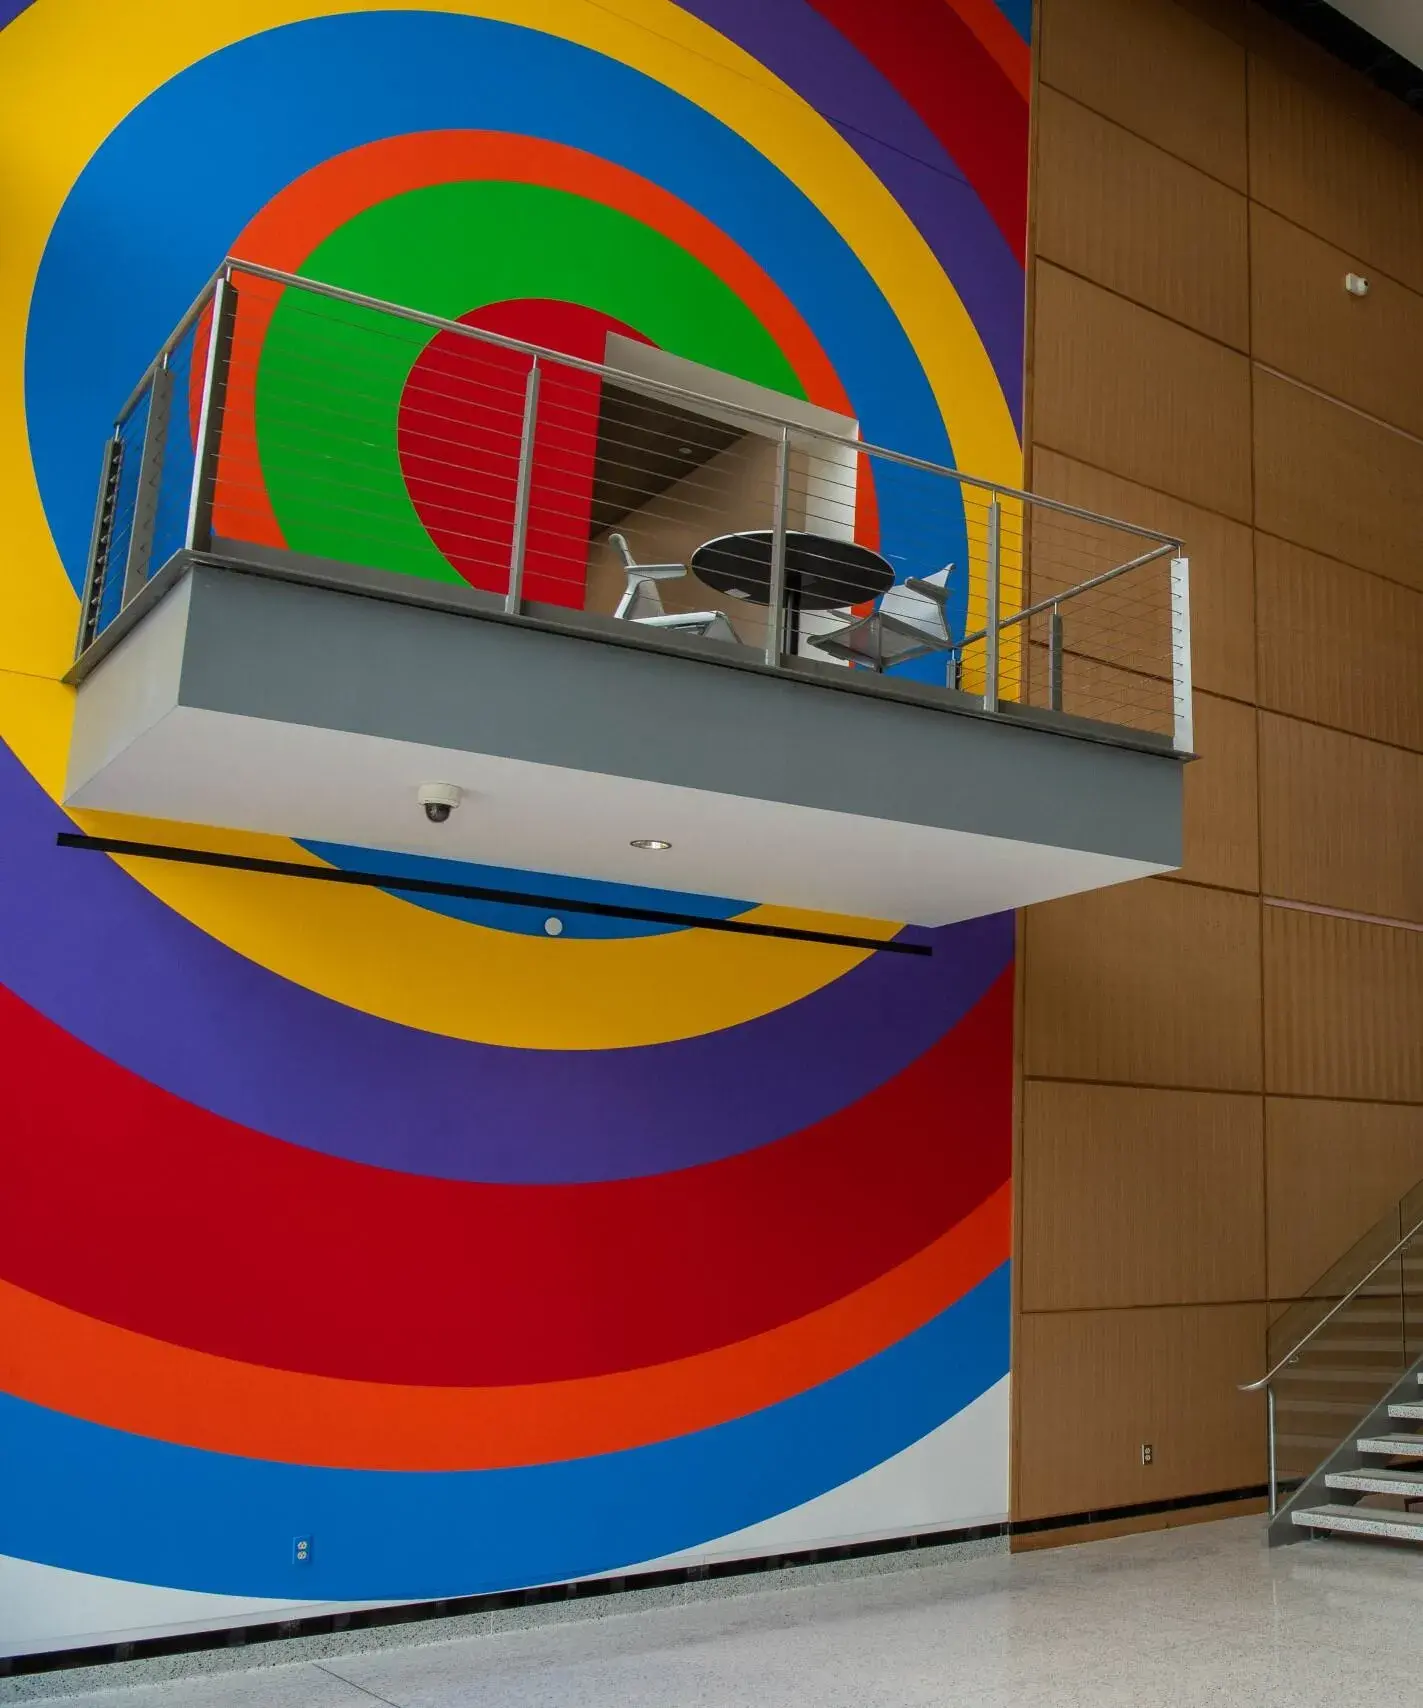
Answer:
[809,564,961,681]
[609,533,740,644]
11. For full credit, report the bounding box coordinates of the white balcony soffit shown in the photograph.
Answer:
[1325,1,1423,67]
[64,570,1181,929]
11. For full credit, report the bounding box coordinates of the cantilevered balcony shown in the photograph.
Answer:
[64,260,1192,927]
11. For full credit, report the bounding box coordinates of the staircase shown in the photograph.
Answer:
[1242,1185,1423,1548]
[1287,1365,1423,1543]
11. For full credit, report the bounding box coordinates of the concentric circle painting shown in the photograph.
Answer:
[0,0,1028,1652]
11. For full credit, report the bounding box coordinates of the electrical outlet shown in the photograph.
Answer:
[293,1536,313,1565]
[1141,1443,1153,1466]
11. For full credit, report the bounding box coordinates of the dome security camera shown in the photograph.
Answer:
[417,782,463,825]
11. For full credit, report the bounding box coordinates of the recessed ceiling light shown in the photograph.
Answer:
[630,838,672,851]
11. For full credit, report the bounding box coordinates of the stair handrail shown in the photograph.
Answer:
[1240,1202,1423,1519]
[1240,1209,1423,1395]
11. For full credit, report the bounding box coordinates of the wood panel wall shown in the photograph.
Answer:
[1017,0,1423,1530]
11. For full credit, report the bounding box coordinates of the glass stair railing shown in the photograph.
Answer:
[1241,1180,1423,1544]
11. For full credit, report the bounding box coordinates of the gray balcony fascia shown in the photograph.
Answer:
[64,552,1187,927]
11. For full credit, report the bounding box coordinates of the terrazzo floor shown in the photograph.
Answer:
[18,1515,1423,1707]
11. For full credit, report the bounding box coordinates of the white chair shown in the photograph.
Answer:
[809,564,961,681]
[609,533,740,644]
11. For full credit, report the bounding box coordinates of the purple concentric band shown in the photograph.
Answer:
[0,743,1012,1184]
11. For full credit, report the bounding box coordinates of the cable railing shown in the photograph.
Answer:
[75,259,1191,752]
[1241,1178,1423,1525]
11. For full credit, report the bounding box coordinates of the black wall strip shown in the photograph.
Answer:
[1010,1480,1283,1536]
[55,833,931,956]
[0,1485,1273,1678]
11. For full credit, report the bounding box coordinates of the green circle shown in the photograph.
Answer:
[256,181,807,584]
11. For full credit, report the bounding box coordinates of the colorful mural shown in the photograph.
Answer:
[0,0,1028,1651]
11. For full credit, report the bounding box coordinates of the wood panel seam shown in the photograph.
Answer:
[1158,870,1266,900]
[1022,1073,1423,1109]
[1255,525,1423,613]
[1026,461,1423,621]
[1264,896,1423,936]
[1035,257,1255,362]
[1255,361,1423,452]
[1244,198,1423,305]
[1011,0,1046,1528]
[1255,652,1423,760]
[1028,440,1246,537]
[1246,46,1267,1381]
[1034,81,1247,201]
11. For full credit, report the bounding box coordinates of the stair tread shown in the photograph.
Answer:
[1291,1504,1423,1540]
[1328,1469,1423,1495]
[1388,1403,1423,1419]
[1357,1432,1423,1455]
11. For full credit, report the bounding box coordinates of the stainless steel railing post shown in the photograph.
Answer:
[185,276,237,554]
[77,436,123,657]
[1266,1385,1278,1518]
[505,358,541,616]
[765,425,791,668]
[1048,604,1064,712]
[1170,553,1193,753]
[983,494,1001,713]
[122,360,174,605]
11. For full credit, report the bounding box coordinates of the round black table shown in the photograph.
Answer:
[690,530,895,611]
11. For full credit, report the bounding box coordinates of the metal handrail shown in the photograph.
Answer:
[955,541,1180,652]
[221,257,1183,551]
[115,270,223,425]
[1239,1210,1423,1394]
[83,256,1191,750]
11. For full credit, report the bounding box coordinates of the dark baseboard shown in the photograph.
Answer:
[1011,1480,1279,1538]
[0,1485,1272,1679]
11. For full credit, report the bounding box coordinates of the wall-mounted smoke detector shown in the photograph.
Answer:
[1344,273,1371,297]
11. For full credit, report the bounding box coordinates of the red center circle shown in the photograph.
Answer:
[397,299,650,606]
